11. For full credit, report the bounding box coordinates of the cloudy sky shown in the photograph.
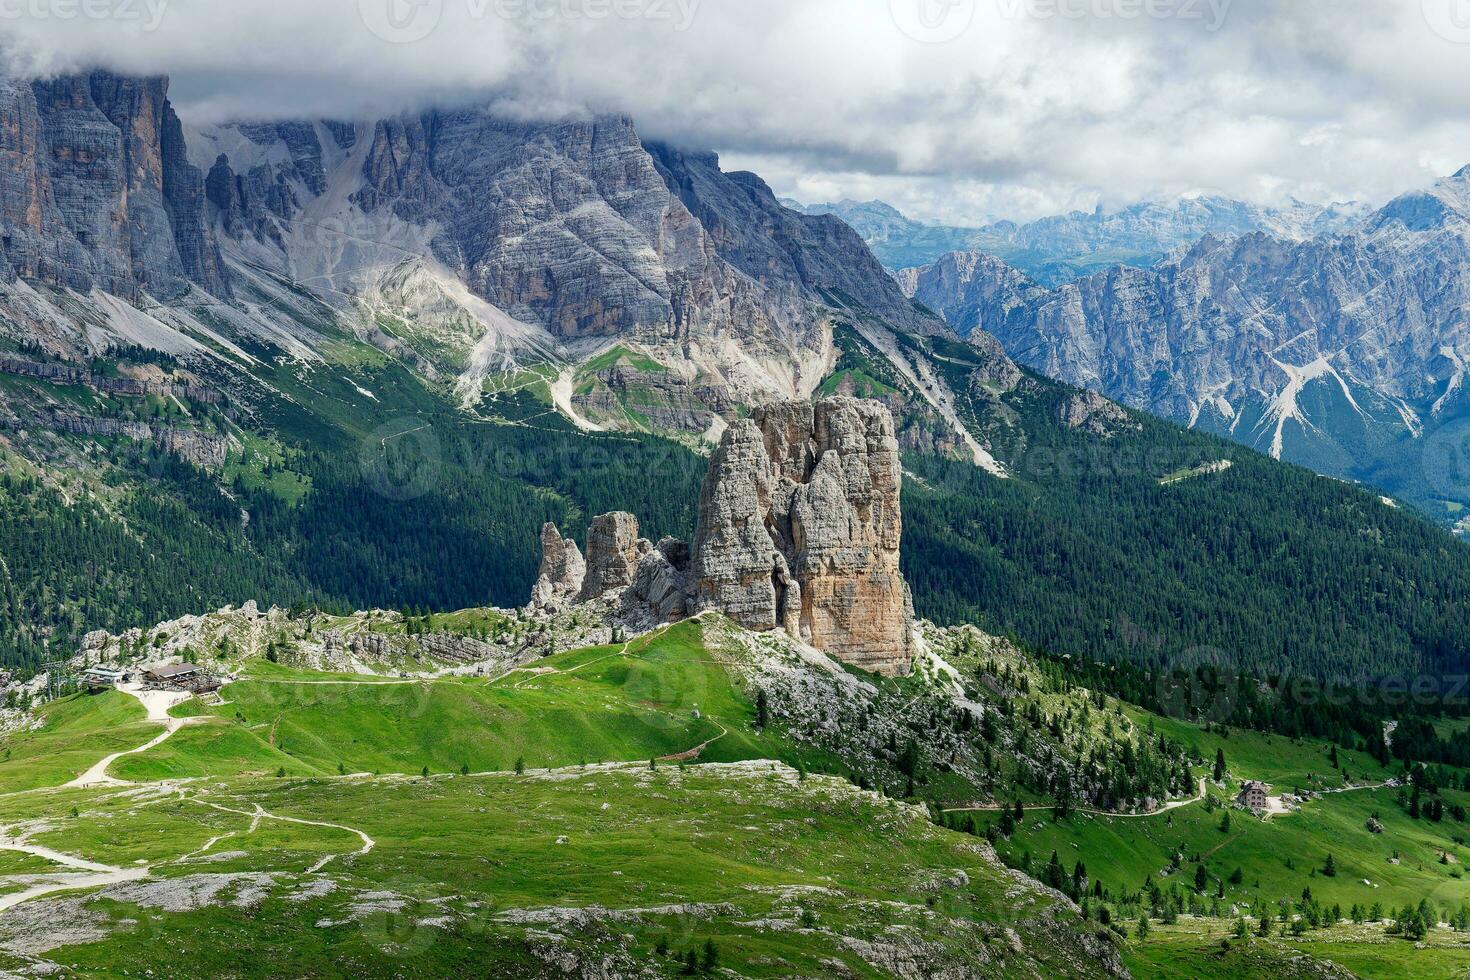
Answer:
[4,0,1470,224]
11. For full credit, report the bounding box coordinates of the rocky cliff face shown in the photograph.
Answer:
[181,107,947,437]
[0,72,225,301]
[0,68,993,472]
[903,167,1470,515]
[530,523,585,612]
[692,397,914,675]
[528,397,915,675]
[902,250,1047,340]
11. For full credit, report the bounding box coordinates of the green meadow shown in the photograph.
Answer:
[3,620,1469,976]
[0,764,1108,978]
[0,689,154,792]
[1127,919,1470,980]
[1136,710,1398,790]
[109,620,802,783]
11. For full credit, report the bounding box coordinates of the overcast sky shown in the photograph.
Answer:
[4,0,1470,224]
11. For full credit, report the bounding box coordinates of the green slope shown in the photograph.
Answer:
[0,689,156,792]
[110,621,786,782]
[0,623,1125,978]
[0,765,1120,979]
[8,318,1470,693]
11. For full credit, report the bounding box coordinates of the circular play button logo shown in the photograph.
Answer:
[359,0,444,44]
[889,0,976,44]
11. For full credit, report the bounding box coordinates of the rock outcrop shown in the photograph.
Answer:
[579,512,645,601]
[532,512,691,626]
[531,524,586,611]
[693,397,915,676]
[624,537,692,625]
[0,410,230,468]
[1056,391,1138,438]
[525,398,915,675]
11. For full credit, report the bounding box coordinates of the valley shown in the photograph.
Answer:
[0,595,1464,977]
[0,40,1466,978]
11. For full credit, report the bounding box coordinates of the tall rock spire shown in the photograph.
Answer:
[529,397,916,676]
[692,397,915,675]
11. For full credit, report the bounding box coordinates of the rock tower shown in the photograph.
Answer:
[529,397,916,676]
[530,524,585,611]
[692,397,914,675]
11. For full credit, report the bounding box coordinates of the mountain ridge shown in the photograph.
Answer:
[3,68,1470,695]
[790,194,1368,285]
[901,166,1470,522]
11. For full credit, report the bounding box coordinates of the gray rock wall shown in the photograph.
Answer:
[531,523,586,611]
[693,397,915,675]
[0,72,226,301]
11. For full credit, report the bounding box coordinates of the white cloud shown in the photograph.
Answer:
[3,0,1470,223]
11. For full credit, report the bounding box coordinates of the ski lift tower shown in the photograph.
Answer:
[40,658,71,701]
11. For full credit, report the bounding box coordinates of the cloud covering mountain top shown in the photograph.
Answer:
[5,0,1470,224]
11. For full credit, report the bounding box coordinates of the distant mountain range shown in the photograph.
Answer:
[901,166,1470,525]
[787,195,1368,285]
[6,69,1470,687]
[0,72,949,441]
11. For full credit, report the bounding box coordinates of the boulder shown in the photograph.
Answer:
[692,397,915,675]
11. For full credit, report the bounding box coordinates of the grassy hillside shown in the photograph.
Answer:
[0,688,155,792]
[111,621,777,782]
[1128,921,1470,980]
[978,784,1470,915]
[958,694,1470,978]
[5,612,1470,975]
[0,764,1119,978]
[0,623,1126,978]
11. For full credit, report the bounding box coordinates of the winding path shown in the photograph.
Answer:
[65,686,205,789]
[944,777,1208,819]
[0,631,726,913]
[0,838,146,912]
[658,721,730,764]
[202,802,375,874]
[0,788,380,913]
